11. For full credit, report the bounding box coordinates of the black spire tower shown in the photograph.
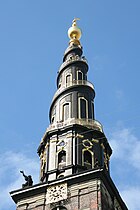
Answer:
[10,19,128,210]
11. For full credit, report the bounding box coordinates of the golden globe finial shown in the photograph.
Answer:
[68,18,82,46]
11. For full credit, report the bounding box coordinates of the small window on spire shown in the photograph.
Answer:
[79,98,88,119]
[62,103,70,121]
[51,106,56,123]
[83,150,92,169]
[77,70,83,80]
[58,151,66,169]
[65,74,72,87]
[58,76,62,88]
[91,102,94,119]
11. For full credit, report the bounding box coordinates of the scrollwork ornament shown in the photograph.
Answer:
[82,139,93,149]
[104,152,109,171]
[40,150,46,178]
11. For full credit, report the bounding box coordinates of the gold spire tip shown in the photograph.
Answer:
[72,18,80,26]
[68,18,82,46]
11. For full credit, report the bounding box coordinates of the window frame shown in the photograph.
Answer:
[78,97,88,119]
[82,149,94,169]
[57,150,66,169]
[77,70,83,81]
[91,101,94,120]
[62,102,71,121]
[65,73,72,87]
[51,106,56,123]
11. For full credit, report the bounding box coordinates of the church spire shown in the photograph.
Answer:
[10,20,128,210]
[68,18,82,46]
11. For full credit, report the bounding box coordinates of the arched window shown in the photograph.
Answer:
[58,151,66,169]
[66,74,72,87]
[52,207,67,210]
[57,173,65,179]
[83,150,93,169]
[91,102,94,119]
[51,106,56,123]
[51,116,55,123]
[77,70,83,80]
[79,98,88,119]
[58,76,62,88]
[62,103,70,121]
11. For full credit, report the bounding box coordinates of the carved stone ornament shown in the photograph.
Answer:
[46,183,67,204]
[114,197,122,210]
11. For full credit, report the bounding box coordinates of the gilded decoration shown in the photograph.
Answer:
[82,139,93,149]
[100,143,110,170]
[68,18,82,46]
[92,138,99,143]
[57,140,67,153]
[40,150,47,178]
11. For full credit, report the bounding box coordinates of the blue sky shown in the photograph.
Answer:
[0,1,140,209]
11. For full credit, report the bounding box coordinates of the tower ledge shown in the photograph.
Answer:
[10,168,128,210]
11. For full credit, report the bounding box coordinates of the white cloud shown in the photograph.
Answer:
[121,187,140,210]
[109,126,140,210]
[0,151,39,210]
[110,127,140,170]
[1,128,139,210]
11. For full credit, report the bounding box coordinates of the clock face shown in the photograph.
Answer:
[46,183,67,204]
